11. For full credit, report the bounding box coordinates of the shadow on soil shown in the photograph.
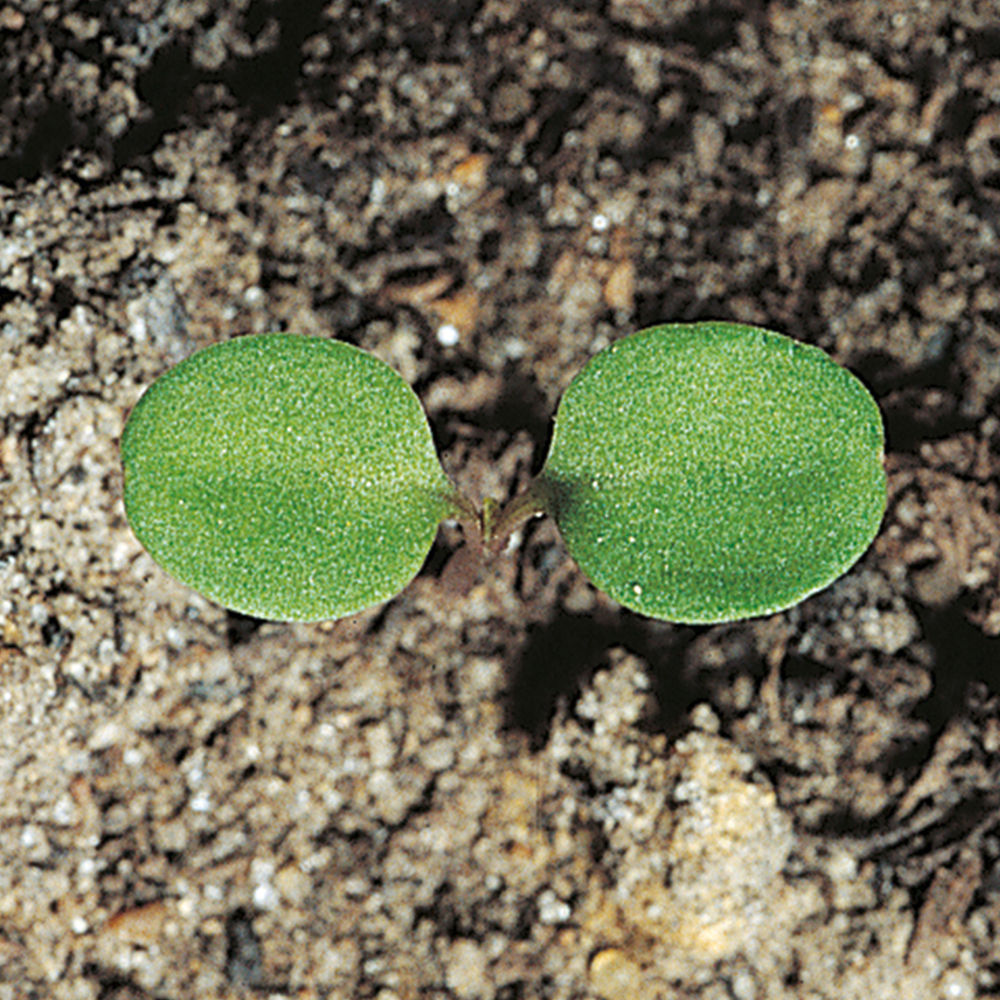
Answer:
[503,607,706,749]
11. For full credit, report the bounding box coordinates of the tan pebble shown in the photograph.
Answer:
[0,6,24,29]
[0,433,16,471]
[549,249,577,289]
[105,900,168,943]
[429,286,479,335]
[604,259,635,311]
[693,115,724,175]
[275,863,311,904]
[554,926,578,948]
[69,775,95,813]
[444,938,491,999]
[382,271,454,307]
[819,102,843,124]
[451,153,491,190]
[589,947,643,999]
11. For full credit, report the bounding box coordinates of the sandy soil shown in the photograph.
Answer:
[2,1,1000,997]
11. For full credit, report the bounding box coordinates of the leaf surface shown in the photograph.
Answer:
[122,334,455,621]
[539,322,886,623]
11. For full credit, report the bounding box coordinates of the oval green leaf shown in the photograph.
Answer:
[121,334,457,621]
[538,322,886,623]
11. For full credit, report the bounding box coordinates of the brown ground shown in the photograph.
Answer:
[2,1,1000,997]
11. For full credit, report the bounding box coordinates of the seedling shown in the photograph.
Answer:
[121,322,886,624]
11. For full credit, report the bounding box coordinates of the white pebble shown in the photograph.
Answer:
[436,324,460,347]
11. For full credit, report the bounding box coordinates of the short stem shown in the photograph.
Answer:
[436,487,484,597]
[443,488,481,533]
[482,477,550,552]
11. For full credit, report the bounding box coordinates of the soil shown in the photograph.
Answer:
[2,1,1000,998]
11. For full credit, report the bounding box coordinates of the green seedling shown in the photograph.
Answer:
[121,322,886,624]
[121,334,461,621]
